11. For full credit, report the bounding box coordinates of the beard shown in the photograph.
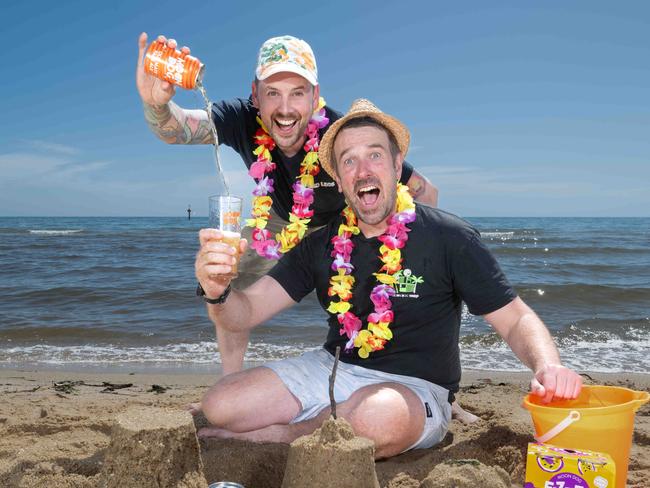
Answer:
[342,177,398,229]
[266,110,310,155]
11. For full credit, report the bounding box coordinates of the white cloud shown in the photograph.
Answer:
[0,152,110,184]
[418,163,603,196]
[0,152,69,179]
[412,160,650,216]
[20,139,80,156]
[416,165,479,176]
[56,161,111,178]
[2,141,647,216]
[0,145,255,216]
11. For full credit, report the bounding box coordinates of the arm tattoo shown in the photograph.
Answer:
[143,101,215,145]
[407,170,439,207]
[407,172,426,198]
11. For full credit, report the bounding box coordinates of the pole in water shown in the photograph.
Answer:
[187,204,192,220]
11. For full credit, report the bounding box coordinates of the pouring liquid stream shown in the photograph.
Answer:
[196,81,230,195]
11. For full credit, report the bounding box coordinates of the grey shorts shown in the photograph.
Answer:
[263,349,452,452]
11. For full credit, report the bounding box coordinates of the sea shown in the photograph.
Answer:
[0,217,648,374]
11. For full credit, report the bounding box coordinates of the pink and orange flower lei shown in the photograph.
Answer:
[326,183,416,358]
[246,97,329,259]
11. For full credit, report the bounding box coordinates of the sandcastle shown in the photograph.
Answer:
[96,407,517,488]
[281,416,380,488]
[99,406,208,488]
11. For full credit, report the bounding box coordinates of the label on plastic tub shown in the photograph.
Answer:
[524,443,615,488]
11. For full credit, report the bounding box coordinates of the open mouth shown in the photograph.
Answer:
[274,117,298,134]
[356,185,380,206]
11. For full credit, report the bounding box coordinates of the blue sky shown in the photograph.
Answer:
[1,1,648,217]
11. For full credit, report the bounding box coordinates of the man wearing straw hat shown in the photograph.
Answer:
[136,33,439,380]
[194,99,583,458]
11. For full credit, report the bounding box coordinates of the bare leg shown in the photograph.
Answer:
[200,382,426,459]
[198,413,326,444]
[209,218,279,377]
[185,329,250,416]
[200,366,302,433]
[189,251,262,415]
[216,327,250,375]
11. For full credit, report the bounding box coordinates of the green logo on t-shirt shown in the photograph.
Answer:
[394,269,424,294]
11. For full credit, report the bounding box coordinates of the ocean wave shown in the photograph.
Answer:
[0,341,319,365]
[459,324,650,373]
[553,320,650,346]
[8,285,198,307]
[84,265,145,274]
[517,283,650,304]
[1,323,647,373]
[492,245,649,256]
[460,337,650,373]
[16,286,112,303]
[481,231,516,240]
[29,229,83,235]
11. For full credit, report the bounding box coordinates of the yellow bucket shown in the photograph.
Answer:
[523,385,649,487]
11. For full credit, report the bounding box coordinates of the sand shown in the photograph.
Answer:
[420,460,511,487]
[99,406,207,487]
[281,417,379,488]
[0,369,648,488]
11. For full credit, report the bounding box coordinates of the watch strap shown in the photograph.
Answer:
[196,283,232,304]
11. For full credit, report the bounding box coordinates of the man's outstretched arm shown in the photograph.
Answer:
[484,297,582,403]
[137,32,214,145]
[204,275,295,335]
[143,102,214,145]
[195,229,296,373]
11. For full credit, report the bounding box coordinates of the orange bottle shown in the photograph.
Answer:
[143,40,204,90]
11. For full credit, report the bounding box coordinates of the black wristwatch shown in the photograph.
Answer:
[196,283,231,304]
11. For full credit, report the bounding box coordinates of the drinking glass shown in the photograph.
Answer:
[208,195,243,278]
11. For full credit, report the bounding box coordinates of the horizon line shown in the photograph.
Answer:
[1,215,649,219]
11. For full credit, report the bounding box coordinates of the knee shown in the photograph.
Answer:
[344,383,425,459]
[200,377,242,429]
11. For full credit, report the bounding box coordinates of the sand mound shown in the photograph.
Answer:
[420,460,511,488]
[385,472,420,487]
[281,417,380,488]
[99,406,207,488]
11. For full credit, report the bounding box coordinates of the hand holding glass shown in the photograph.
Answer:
[208,195,243,279]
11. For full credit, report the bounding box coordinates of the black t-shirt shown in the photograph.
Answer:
[268,205,517,392]
[211,98,414,227]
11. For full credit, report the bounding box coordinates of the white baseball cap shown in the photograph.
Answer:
[255,35,318,86]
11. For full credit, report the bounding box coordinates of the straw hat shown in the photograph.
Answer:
[318,98,410,178]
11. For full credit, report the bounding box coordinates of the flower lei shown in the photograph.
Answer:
[246,97,329,259]
[326,183,416,358]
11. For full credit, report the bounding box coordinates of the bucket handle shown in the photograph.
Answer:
[535,410,581,444]
[632,390,650,411]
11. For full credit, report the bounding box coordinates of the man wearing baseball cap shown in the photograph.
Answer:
[194,99,582,457]
[136,34,438,374]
